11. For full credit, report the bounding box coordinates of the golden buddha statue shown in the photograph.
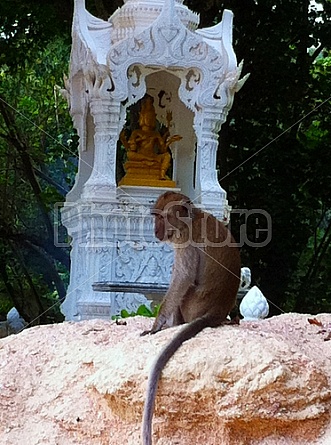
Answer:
[119,96,182,187]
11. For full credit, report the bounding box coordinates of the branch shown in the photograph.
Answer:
[24,240,67,303]
[0,226,70,269]
[34,167,68,196]
[310,42,326,63]
[294,219,331,311]
[8,240,46,324]
[0,96,55,240]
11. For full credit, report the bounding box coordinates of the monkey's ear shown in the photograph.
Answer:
[180,196,192,204]
[179,198,194,219]
[150,208,162,216]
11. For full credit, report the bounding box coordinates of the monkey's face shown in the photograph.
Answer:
[151,192,193,244]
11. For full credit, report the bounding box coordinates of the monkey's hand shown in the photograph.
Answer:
[140,327,161,336]
[140,312,168,336]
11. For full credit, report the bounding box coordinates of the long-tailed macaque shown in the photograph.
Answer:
[142,191,241,445]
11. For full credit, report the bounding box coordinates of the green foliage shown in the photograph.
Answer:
[207,1,331,314]
[113,304,160,320]
[285,221,331,313]
[0,294,13,318]
[0,28,75,322]
[40,289,65,323]
[0,0,71,69]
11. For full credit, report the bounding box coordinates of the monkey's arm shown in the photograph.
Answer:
[146,246,200,334]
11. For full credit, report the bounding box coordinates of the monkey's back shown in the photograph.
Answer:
[180,212,241,322]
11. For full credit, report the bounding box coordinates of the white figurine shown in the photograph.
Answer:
[239,286,269,321]
[7,307,26,333]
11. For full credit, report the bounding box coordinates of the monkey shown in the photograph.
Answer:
[141,191,241,445]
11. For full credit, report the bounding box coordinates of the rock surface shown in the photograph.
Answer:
[0,313,331,445]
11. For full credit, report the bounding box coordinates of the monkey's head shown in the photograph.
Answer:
[151,192,195,244]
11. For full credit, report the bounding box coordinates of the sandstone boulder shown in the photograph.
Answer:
[0,314,330,445]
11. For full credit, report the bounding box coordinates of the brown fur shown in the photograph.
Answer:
[142,191,241,445]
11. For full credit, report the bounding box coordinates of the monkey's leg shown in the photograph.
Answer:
[141,285,195,336]
[141,304,184,336]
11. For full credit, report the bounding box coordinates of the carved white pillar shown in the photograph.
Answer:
[82,98,119,199]
[195,108,229,220]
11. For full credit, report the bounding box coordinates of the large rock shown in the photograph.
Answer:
[0,314,331,445]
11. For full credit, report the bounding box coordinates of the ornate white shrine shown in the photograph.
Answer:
[60,0,248,320]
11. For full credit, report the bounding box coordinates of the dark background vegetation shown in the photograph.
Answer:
[0,0,330,323]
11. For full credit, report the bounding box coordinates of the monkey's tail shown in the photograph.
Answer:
[142,316,214,445]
